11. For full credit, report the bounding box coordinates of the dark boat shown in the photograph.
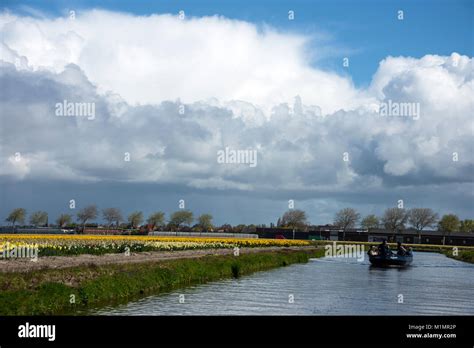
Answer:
[368,250,413,267]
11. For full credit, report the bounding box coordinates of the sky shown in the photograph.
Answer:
[3,0,473,86]
[0,0,473,226]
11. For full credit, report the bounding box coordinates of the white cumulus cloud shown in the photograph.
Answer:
[0,9,367,114]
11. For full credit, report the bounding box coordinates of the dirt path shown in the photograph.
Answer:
[0,246,319,273]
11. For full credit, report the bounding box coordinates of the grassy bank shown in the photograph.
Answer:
[443,249,474,264]
[0,248,324,315]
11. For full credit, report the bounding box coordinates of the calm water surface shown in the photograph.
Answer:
[93,252,474,315]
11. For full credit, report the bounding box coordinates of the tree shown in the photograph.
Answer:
[147,212,165,230]
[233,224,246,233]
[438,214,460,244]
[218,223,233,232]
[334,208,360,240]
[29,211,48,227]
[192,224,203,232]
[244,224,257,233]
[381,208,408,240]
[77,205,98,232]
[279,209,308,229]
[198,214,213,232]
[361,214,379,230]
[408,208,438,243]
[6,208,26,228]
[460,219,474,233]
[102,208,123,227]
[56,214,72,228]
[128,211,143,229]
[169,210,194,230]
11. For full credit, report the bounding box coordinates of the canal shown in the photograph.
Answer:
[93,252,474,315]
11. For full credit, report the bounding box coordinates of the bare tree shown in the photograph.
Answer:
[6,208,26,229]
[279,209,308,230]
[460,219,474,233]
[147,211,166,230]
[334,208,360,240]
[361,214,379,230]
[77,205,98,232]
[56,214,72,228]
[169,210,194,230]
[198,214,213,232]
[438,214,460,245]
[29,211,48,227]
[408,208,438,243]
[128,211,143,229]
[382,208,408,240]
[102,208,123,227]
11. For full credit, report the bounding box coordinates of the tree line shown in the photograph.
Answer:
[277,207,473,241]
[4,206,216,232]
[4,206,473,236]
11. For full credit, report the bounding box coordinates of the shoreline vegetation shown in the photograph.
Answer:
[443,249,474,263]
[0,247,324,315]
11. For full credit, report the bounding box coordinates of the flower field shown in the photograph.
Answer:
[0,234,310,258]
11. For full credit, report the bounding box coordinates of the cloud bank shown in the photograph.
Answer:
[0,10,473,220]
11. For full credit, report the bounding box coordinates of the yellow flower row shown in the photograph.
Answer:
[0,234,310,247]
[1,240,231,251]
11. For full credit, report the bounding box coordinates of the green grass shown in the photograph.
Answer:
[0,248,325,315]
[443,249,474,264]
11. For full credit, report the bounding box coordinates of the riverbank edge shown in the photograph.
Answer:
[442,250,474,264]
[0,247,324,315]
